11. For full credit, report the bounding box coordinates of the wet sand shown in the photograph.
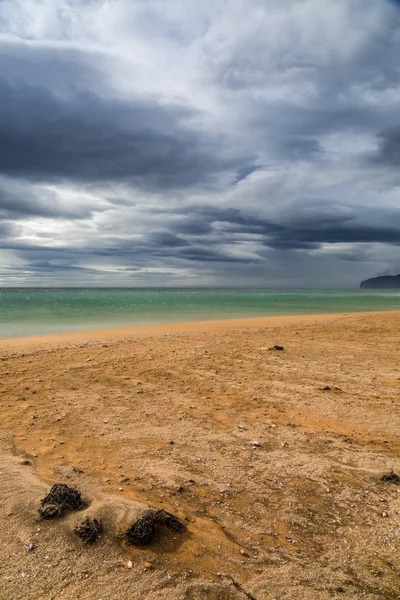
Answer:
[0,311,399,599]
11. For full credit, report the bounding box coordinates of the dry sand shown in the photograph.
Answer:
[0,311,399,600]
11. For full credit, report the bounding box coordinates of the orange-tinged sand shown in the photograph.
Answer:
[0,311,399,599]
[1,310,399,348]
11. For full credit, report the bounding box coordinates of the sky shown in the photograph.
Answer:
[0,0,399,288]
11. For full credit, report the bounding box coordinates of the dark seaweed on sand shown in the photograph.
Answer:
[38,483,85,519]
[380,471,400,484]
[74,517,103,544]
[122,509,184,546]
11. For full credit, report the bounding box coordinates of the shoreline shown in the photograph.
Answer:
[1,309,399,349]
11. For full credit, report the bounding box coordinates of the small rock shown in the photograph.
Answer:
[26,543,35,554]
[144,562,153,569]
[119,487,124,492]
[251,441,261,447]
[127,561,133,569]
[382,511,389,518]
[269,345,284,351]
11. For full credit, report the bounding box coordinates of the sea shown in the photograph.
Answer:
[0,288,399,339]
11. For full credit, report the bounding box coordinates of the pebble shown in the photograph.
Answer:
[119,487,124,492]
[26,543,35,553]
[251,441,260,447]
[127,561,133,569]
[144,562,153,569]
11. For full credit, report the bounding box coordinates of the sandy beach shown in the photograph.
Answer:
[0,311,399,599]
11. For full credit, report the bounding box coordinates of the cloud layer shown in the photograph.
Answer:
[0,0,400,287]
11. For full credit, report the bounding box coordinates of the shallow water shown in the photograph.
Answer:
[0,287,399,339]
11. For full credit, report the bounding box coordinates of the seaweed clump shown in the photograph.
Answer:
[38,483,85,519]
[74,518,103,544]
[122,509,184,546]
[380,471,400,484]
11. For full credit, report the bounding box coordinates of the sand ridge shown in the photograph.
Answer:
[0,312,399,599]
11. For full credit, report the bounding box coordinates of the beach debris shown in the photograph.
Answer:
[380,471,400,484]
[321,385,343,392]
[74,518,103,544]
[122,509,184,546]
[26,543,35,553]
[269,345,284,351]
[225,575,258,600]
[38,483,85,519]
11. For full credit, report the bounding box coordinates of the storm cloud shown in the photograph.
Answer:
[0,49,239,189]
[0,0,399,287]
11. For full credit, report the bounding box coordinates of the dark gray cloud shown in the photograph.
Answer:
[0,177,97,219]
[160,204,400,251]
[0,41,250,192]
[147,232,189,247]
[9,261,99,274]
[175,246,255,263]
[0,77,236,189]
[378,126,400,165]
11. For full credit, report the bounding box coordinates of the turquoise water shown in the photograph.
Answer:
[0,288,399,339]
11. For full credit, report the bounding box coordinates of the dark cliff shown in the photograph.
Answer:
[360,274,400,289]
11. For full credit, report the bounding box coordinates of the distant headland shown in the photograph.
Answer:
[360,274,400,289]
